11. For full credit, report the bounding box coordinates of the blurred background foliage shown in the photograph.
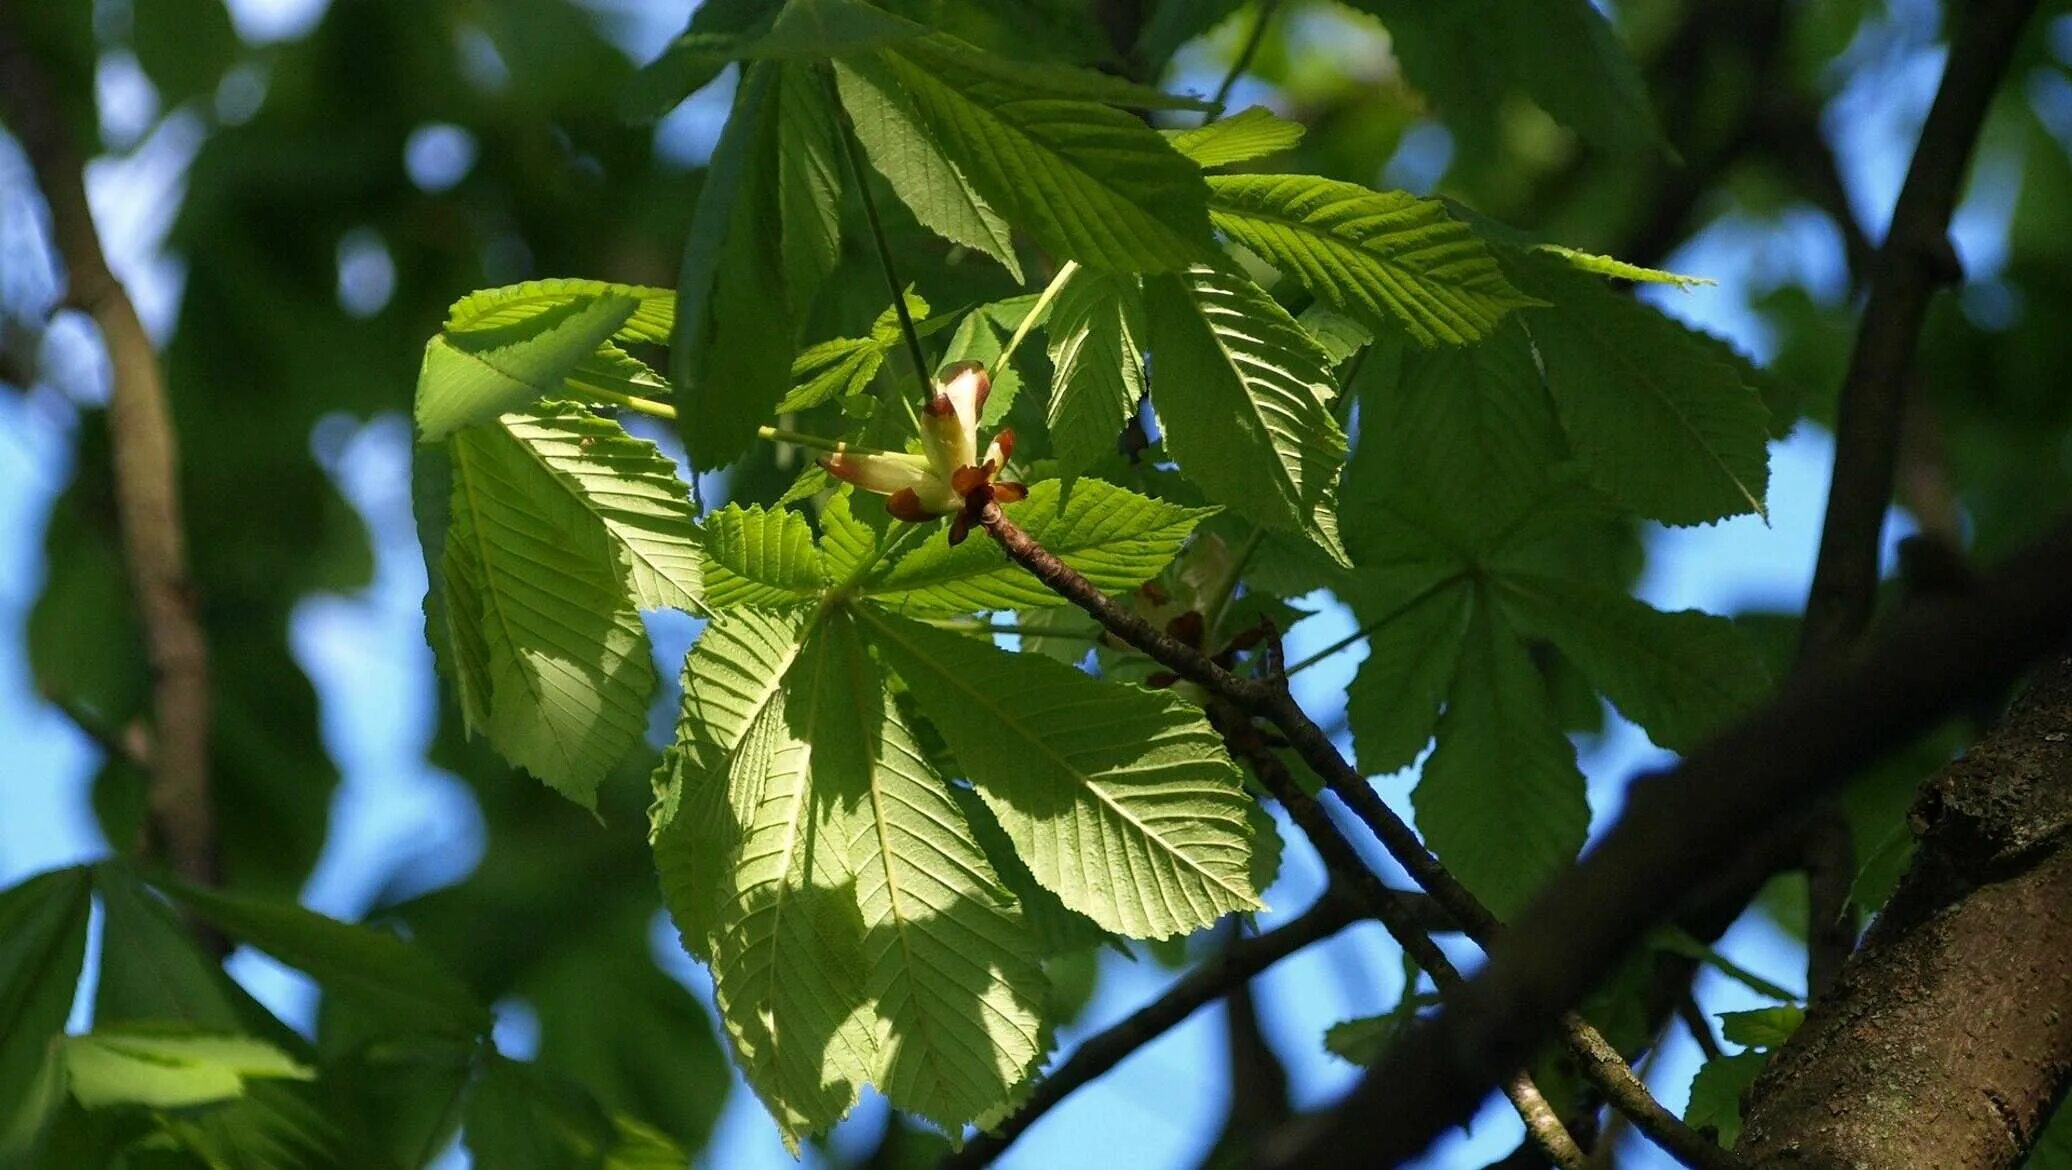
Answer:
[3,0,2070,1166]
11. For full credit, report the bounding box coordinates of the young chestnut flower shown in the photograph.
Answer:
[821,359,1027,545]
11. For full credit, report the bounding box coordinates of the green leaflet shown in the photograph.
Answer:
[1514,256,1771,524]
[0,867,91,1156]
[779,292,930,413]
[656,609,1046,1141]
[1530,244,1712,288]
[1718,1006,1805,1050]
[1206,174,1539,347]
[860,479,1212,614]
[416,293,638,442]
[699,504,828,609]
[1354,0,1663,154]
[674,61,799,471]
[63,1031,312,1110]
[156,879,491,1040]
[1165,106,1306,168]
[501,408,704,614]
[1045,271,1146,483]
[442,415,658,808]
[445,278,676,342]
[1355,318,1569,546]
[1143,265,1351,566]
[619,0,782,122]
[834,58,1023,281]
[1412,598,1589,918]
[943,295,1042,422]
[465,1056,691,1170]
[1685,1050,1768,1149]
[859,610,1261,939]
[775,59,846,307]
[1495,572,1771,753]
[834,36,1213,272]
[1343,579,1473,774]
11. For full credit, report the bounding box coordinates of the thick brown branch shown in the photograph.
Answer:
[0,24,216,892]
[1269,515,2072,1168]
[977,503,1731,1169]
[1797,0,2039,663]
[1741,653,2072,1168]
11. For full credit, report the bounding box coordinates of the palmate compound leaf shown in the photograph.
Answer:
[1143,264,1351,566]
[833,34,1214,273]
[1205,174,1540,346]
[1045,270,1147,483]
[856,479,1214,614]
[652,608,1046,1143]
[858,610,1262,939]
[440,409,662,808]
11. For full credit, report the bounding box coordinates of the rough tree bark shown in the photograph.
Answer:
[1740,655,2072,1168]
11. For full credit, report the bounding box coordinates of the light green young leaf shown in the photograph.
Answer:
[1413,601,1588,918]
[1297,304,1373,366]
[943,295,1041,422]
[1495,572,1770,753]
[1165,106,1306,168]
[1143,265,1350,565]
[64,1030,312,1110]
[674,62,797,470]
[1206,174,1539,346]
[699,504,827,609]
[835,37,1214,272]
[500,407,704,614]
[1046,271,1146,482]
[0,867,91,1155]
[1516,257,1771,524]
[1685,1050,1768,1148]
[659,608,1046,1141]
[445,278,675,342]
[1717,1006,1805,1051]
[156,879,491,1040]
[779,292,931,413]
[1530,244,1712,288]
[1344,579,1472,774]
[861,479,1213,614]
[416,293,637,442]
[860,610,1261,939]
[441,417,657,807]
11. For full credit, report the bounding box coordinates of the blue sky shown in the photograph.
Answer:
[0,1,2047,1166]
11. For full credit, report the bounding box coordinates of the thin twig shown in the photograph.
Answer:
[1205,702,1586,1170]
[974,503,1734,1169]
[1211,0,1282,112]
[1,21,217,897]
[939,885,1365,1169]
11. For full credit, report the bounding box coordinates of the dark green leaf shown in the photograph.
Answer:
[0,867,92,1155]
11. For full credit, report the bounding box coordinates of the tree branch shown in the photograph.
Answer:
[1741,652,2072,1167]
[1266,513,2072,1168]
[1,23,217,894]
[976,503,1732,1169]
[1797,0,2039,663]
